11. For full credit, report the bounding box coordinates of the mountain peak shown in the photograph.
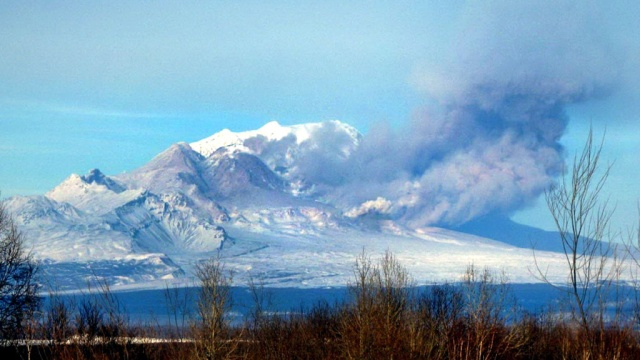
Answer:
[259,120,282,130]
[79,168,124,192]
[114,141,206,195]
[137,142,202,172]
[82,168,105,181]
[47,168,125,199]
[189,120,361,158]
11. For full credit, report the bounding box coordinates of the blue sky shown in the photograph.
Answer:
[1,1,638,232]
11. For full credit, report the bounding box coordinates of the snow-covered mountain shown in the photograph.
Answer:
[191,120,361,197]
[6,120,571,291]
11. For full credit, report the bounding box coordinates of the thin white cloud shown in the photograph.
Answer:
[0,98,170,119]
[46,104,169,119]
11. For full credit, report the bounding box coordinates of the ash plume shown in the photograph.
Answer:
[303,2,618,227]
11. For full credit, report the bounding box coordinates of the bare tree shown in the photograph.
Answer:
[192,255,236,359]
[0,199,39,340]
[534,128,619,330]
[622,203,640,325]
[164,281,193,339]
[461,265,526,359]
[341,250,413,359]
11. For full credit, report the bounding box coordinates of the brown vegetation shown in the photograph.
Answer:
[2,253,640,360]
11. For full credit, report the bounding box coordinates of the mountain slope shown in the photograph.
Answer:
[453,214,564,253]
[6,120,573,291]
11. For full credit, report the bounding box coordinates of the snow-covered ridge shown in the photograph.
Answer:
[190,120,362,198]
[190,120,361,158]
[47,169,145,216]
